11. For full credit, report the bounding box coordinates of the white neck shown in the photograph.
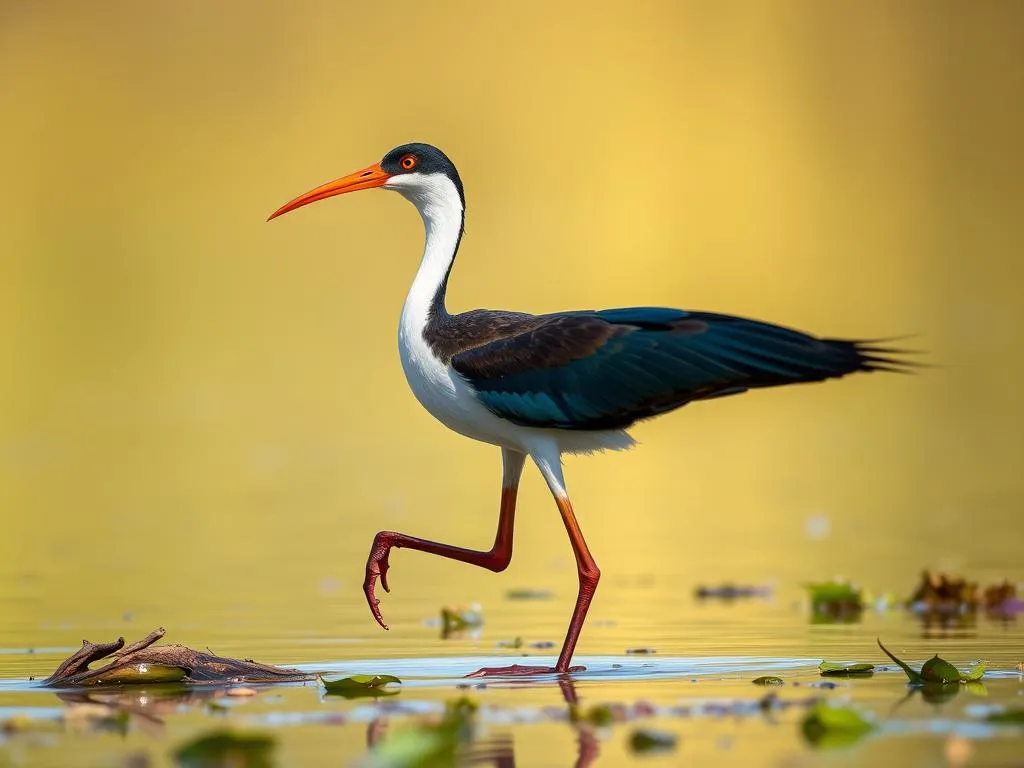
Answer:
[389,173,465,332]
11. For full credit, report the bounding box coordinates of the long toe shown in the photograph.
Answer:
[465,664,585,678]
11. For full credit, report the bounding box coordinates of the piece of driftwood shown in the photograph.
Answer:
[42,627,315,687]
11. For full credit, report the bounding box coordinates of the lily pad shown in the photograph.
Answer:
[320,674,402,699]
[173,730,275,768]
[752,676,784,686]
[801,703,875,749]
[819,661,875,677]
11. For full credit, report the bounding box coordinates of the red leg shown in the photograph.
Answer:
[363,449,524,629]
[467,492,597,678]
[552,495,600,671]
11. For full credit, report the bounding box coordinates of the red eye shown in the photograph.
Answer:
[400,154,417,171]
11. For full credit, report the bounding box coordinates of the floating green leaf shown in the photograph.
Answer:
[962,662,986,682]
[800,703,875,749]
[629,729,678,754]
[320,674,402,699]
[752,676,784,686]
[173,730,275,768]
[819,661,875,677]
[877,640,985,685]
[921,655,960,684]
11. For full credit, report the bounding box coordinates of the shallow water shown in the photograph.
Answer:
[2,568,1021,767]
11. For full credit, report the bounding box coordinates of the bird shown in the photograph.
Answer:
[268,142,914,678]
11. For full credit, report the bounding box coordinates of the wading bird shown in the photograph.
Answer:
[269,143,911,677]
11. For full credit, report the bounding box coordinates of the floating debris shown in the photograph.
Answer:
[752,676,784,686]
[694,583,772,600]
[440,605,484,636]
[40,628,313,688]
[628,728,678,754]
[907,570,1023,615]
[625,648,657,655]
[505,588,553,600]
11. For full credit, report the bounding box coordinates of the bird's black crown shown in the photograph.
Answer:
[381,143,465,207]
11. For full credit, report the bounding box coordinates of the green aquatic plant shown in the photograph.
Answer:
[320,674,402,699]
[805,580,864,622]
[877,639,985,684]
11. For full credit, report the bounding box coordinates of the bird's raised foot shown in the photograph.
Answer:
[465,664,585,679]
[363,532,397,630]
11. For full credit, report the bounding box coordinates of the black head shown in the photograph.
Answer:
[380,143,465,208]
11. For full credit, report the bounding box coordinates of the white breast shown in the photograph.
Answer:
[387,170,635,457]
[397,302,521,448]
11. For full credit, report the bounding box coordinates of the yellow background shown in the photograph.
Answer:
[1,1,1021,649]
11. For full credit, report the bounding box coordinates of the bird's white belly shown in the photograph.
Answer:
[398,314,522,449]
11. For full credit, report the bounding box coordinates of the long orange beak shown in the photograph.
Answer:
[267,162,391,221]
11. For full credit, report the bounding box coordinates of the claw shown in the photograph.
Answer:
[363,532,395,631]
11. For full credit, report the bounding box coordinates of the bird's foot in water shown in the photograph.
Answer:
[466,664,585,678]
[363,532,397,630]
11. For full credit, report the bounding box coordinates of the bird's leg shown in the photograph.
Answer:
[363,449,525,629]
[468,450,596,678]
[552,493,600,671]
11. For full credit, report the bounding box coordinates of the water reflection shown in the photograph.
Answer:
[47,678,603,768]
